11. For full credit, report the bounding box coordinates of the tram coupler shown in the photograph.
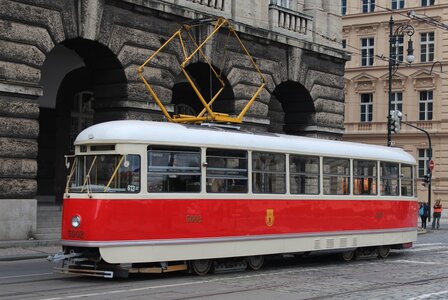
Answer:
[47,251,81,262]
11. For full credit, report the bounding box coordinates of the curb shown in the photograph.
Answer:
[0,239,61,262]
[0,239,61,249]
[0,253,51,262]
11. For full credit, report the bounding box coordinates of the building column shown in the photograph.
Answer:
[0,83,41,240]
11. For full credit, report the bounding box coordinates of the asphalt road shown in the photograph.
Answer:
[1,228,447,300]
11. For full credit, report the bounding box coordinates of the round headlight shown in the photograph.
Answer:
[71,215,81,228]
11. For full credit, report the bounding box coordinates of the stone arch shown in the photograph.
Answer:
[269,81,315,135]
[171,62,234,117]
[37,39,127,203]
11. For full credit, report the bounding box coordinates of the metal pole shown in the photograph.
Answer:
[387,16,394,147]
[402,121,432,222]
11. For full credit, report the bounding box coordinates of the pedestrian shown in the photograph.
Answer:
[419,202,429,229]
[431,200,443,230]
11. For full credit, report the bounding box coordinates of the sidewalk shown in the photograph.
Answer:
[0,239,61,262]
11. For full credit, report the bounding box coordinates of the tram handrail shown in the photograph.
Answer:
[104,155,125,192]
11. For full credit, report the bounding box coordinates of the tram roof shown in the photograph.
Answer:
[75,120,416,164]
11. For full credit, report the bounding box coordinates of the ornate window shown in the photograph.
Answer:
[391,0,404,9]
[418,149,430,178]
[361,37,374,66]
[392,36,404,63]
[360,93,373,122]
[362,0,375,13]
[341,0,347,15]
[421,0,434,6]
[391,92,403,112]
[419,91,433,121]
[420,32,435,62]
[270,0,289,8]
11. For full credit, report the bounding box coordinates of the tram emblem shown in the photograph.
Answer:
[265,209,275,227]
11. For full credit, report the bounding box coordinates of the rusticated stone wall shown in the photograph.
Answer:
[0,0,347,239]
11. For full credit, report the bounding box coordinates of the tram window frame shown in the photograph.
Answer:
[67,154,141,193]
[401,164,414,197]
[289,155,320,195]
[323,157,350,195]
[206,148,248,193]
[380,161,399,196]
[252,151,286,194]
[147,146,201,193]
[353,159,377,195]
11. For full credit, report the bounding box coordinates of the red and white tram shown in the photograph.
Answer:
[53,120,418,278]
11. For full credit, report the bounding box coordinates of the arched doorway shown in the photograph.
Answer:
[269,81,315,135]
[172,62,234,117]
[37,39,126,204]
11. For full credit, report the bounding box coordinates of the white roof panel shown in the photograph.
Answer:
[75,120,416,164]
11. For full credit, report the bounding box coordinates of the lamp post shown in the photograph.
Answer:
[387,16,415,147]
[402,121,432,222]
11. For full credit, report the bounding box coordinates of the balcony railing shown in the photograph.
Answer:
[416,121,433,130]
[186,0,225,10]
[358,123,372,131]
[268,4,312,35]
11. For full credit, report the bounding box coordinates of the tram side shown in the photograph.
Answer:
[53,121,418,278]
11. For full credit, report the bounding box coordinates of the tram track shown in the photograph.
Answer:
[302,275,448,299]
[1,244,446,300]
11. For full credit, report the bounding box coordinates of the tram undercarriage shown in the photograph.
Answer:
[50,246,266,278]
[49,243,411,279]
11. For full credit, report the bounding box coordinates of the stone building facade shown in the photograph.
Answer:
[0,0,347,240]
[343,1,448,212]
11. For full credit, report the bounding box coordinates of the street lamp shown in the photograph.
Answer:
[401,121,432,222]
[387,16,415,147]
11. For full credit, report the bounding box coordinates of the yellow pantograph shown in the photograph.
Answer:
[137,17,266,124]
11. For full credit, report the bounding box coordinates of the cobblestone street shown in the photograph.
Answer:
[1,226,447,300]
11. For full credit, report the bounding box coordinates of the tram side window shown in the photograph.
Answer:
[252,152,286,194]
[323,158,350,195]
[206,149,248,193]
[380,162,399,196]
[401,164,414,196]
[353,160,377,195]
[290,155,319,194]
[147,146,201,193]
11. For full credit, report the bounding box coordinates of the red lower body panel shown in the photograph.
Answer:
[61,198,417,242]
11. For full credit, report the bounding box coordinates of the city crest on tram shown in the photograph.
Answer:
[265,209,274,227]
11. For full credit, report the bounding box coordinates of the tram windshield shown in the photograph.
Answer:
[66,154,140,193]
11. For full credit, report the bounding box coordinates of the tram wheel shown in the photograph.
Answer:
[247,255,264,271]
[377,246,391,258]
[339,250,356,262]
[190,259,213,276]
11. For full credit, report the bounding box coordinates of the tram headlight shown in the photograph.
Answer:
[71,215,81,228]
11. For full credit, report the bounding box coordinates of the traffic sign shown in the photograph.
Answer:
[429,160,435,171]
